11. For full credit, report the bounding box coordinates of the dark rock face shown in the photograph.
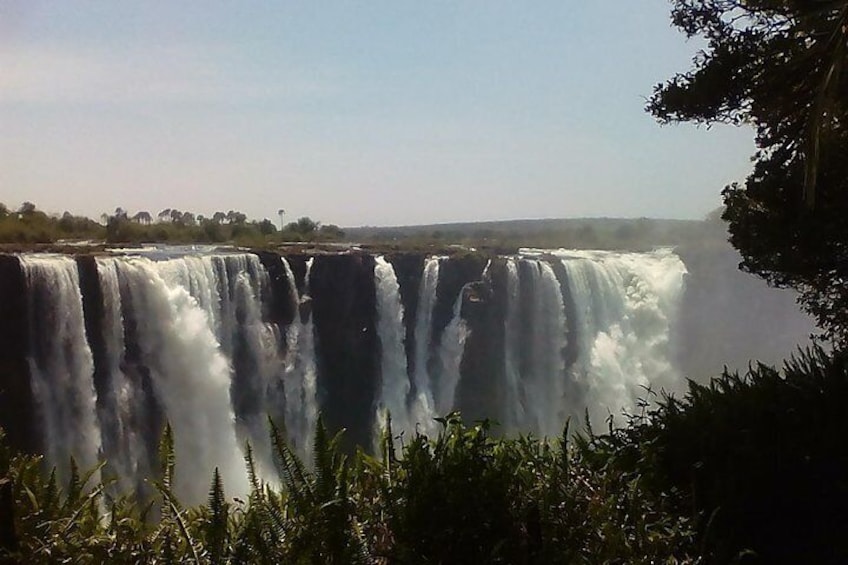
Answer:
[456,259,509,426]
[0,255,39,454]
[310,254,379,451]
[431,255,489,354]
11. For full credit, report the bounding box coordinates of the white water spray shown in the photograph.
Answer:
[557,248,686,425]
[114,257,248,504]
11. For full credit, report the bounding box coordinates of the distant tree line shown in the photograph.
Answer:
[348,215,728,254]
[0,202,344,246]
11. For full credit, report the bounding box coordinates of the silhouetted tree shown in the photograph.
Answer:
[650,0,848,343]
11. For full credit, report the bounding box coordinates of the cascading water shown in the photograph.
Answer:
[111,257,248,503]
[434,288,470,416]
[502,259,525,432]
[372,256,412,448]
[283,257,318,459]
[557,248,687,425]
[511,258,569,437]
[93,257,149,493]
[4,245,716,500]
[20,255,102,479]
[410,257,441,436]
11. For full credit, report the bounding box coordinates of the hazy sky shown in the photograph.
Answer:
[1,1,756,227]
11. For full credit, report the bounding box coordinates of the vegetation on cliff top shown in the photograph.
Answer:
[0,202,344,247]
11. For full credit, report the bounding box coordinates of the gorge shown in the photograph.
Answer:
[0,245,813,503]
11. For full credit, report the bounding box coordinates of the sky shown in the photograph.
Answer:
[0,1,757,227]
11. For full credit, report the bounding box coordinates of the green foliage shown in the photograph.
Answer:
[7,350,846,563]
[649,0,848,343]
[630,347,848,564]
[0,411,700,563]
[0,202,345,246]
[0,202,104,243]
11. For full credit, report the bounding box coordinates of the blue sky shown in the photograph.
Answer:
[0,1,755,226]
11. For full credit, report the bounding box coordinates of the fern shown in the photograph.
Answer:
[206,467,229,565]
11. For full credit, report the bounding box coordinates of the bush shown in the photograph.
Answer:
[628,348,848,564]
[0,415,698,563]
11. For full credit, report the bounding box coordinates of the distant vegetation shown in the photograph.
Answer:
[0,202,344,246]
[1,200,735,253]
[348,215,730,253]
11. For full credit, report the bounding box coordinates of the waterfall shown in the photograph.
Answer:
[6,246,699,493]
[215,255,283,474]
[434,288,470,416]
[112,257,248,504]
[373,256,412,448]
[20,255,102,478]
[557,248,686,425]
[93,257,149,493]
[502,259,524,431]
[523,259,568,437]
[283,257,318,459]
[410,257,440,435]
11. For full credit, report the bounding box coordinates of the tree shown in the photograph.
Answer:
[257,219,277,235]
[286,216,318,236]
[319,224,345,240]
[18,202,36,216]
[226,210,247,225]
[0,203,8,219]
[179,211,196,227]
[650,0,848,343]
[132,211,152,225]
